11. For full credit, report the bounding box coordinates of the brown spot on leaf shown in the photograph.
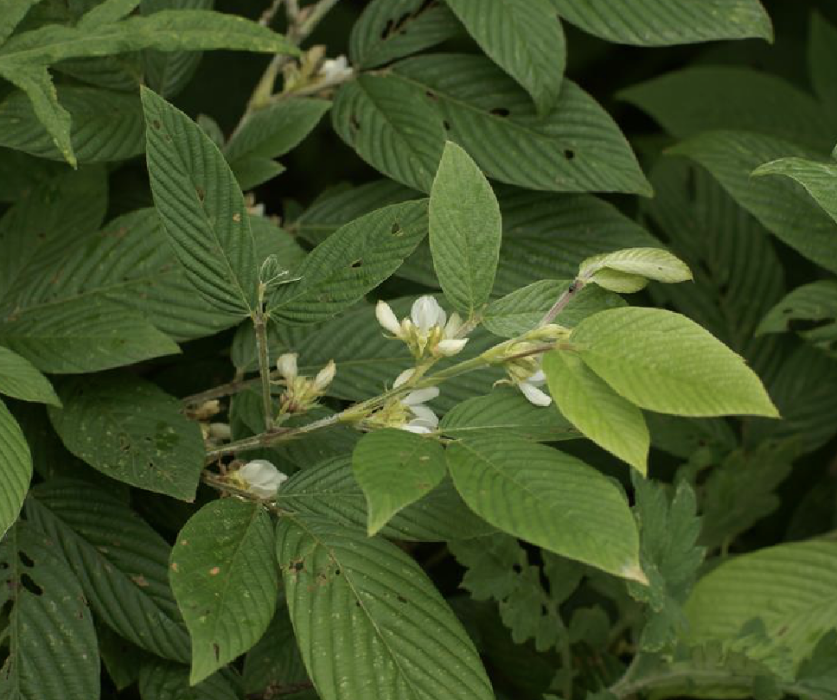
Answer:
[209,566,221,576]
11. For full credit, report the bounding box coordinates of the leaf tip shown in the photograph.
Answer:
[620,561,649,586]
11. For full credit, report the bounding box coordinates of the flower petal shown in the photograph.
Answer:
[528,369,547,384]
[436,338,468,357]
[520,381,553,407]
[402,386,440,405]
[411,295,445,332]
[408,403,439,427]
[376,300,402,335]
[393,368,415,388]
[402,423,432,434]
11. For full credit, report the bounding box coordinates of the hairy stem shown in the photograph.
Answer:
[252,297,274,432]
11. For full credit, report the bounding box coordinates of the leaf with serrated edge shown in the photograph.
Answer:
[430,142,501,315]
[0,10,298,164]
[277,514,494,700]
[685,540,837,666]
[543,350,649,473]
[0,524,99,700]
[571,307,779,417]
[447,435,644,581]
[0,398,31,539]
[446,0,565,115]
[170,499,277,684]
[142,86,258,315]
[352,429,447,535]
[26,480,191,662]
[549,0,772,45]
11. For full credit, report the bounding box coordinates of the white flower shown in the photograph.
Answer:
[376,295,469,358]
[238,459,288,499]
[400,387,440,434]
[313,360,336,391]
[518,369,552,407]
[276,353,298,382]
[411,295,446,332]
[320,55,352,82]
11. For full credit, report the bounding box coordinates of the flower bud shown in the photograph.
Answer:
[376,300,402,335]
[276,353,298,382]
[313,360,336,391]
[435,338,469,357]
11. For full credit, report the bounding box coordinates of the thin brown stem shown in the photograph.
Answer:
[253,304,275,432]
[540,279,585,326]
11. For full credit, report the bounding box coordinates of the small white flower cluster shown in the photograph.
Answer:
[234,459,288,499]
[394,369,439,434]
[376,295,469,359]
[275,353,336,414]
[516,369,552,407]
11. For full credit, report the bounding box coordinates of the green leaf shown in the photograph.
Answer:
[748,346,837,454]
[445,0,565,115]
[349,0,460,69]
[490,190,657,295]
[628,478,704,652]
[78,0,142,28]
[277,454,493,542]
[268,201,429,323]
[483,279,625,337]
[583,268,648,294]
[0,346,60,406]
[2,207,244,344]
[791,631,837,700]
[352,429,447,536]
[0,10,298,165]
[757,281,837,358]
[429,141,502,315]
[0,85,144,162]
[697,439,796,550]
[446,436,643,580]
[243,597,309,695]
[49,375,205,500]
[640,158,785,379]
[549,0,772,45]
[440,386,576,442]
[141,0,214,100]
[388,54,651,195]
[579,247,692,286]
[450,535,583,652]
[0,296,181,374]
[685,540,837,666]
[809,13,837,119]
[542,350,649,473]
[0,0,42,46]
[25,480,191,662]
[0,524,99,700]
[753,155,837,226]
[138,660,239,700]
[669,130,837,274]
[142,86,258,316]
[170,499,277,684]
[224,98,331,190]
[571,307,779,417]
[332,74,446,192]
[0,167,107,306]
[291,179,417,247]
[277,514,494,700]
[0,398,31,539]
[620,67,834,151]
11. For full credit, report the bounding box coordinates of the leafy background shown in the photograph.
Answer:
[2,0,837,699]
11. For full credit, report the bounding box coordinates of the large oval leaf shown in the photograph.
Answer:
[446,436,643,580]
[685,540,837,665]
[170,499,277,683]
[571,307,779,417]
[49,374,205,500]
[277,515,494,700]
[26,480,191,662]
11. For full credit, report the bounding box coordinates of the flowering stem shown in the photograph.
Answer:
[540,279,585,326]
[252,293,274,432]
